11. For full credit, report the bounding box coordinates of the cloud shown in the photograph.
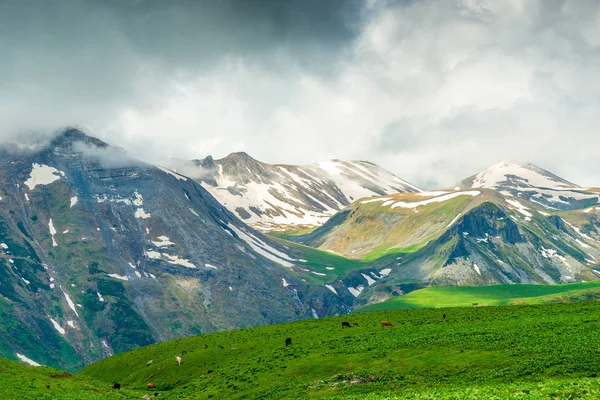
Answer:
[1,0,599,189]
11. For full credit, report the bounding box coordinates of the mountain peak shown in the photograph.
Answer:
[49,126,110,151]
[459,160,577,191]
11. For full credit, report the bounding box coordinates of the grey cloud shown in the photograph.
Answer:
[1,0,599,190]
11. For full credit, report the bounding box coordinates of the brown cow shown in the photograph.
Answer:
[352,322,359,327]
[147,383,157,389]
[381,320,393,328]
[472,303,479,307]
[112,382,121,389]
[342,321,351,328]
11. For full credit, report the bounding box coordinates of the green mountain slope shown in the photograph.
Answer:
[291,187,600,307]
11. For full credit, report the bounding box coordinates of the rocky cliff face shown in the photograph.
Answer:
[0,129,348,371]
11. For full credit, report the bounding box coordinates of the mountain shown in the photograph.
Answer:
[0,129,354,371]
[166,154,421,230]
[294,186,600,304]
[457,161,598,211]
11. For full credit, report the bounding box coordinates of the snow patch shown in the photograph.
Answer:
[135,208,151,219]
[348,286,364,297]
[361,273,376,286]
[506,199,533,217]
[152,236,174,247]
[97,292,104,302]
[325,284,338,295]
[61,287,79,317]
[49,219,57,247]
[379,268,392,277]
[16,353,41,367]
[49,318,66,335]
[24,163,63,190]
[447,213,462,228]
[155,165,188,181]
[282,278,290,288]
[163,253,197,268]
[70,196,78,207]
[205,263,218,270]
[227,223,297,268]
[107,273,129,281]
[390,191,480,209]
[473,263,481,276]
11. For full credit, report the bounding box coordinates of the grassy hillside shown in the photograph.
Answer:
[293,190,492,260]
[0,358,144,399]
[74,301,600,399]
[360,281,600,311]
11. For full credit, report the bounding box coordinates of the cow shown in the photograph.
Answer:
[112,382,121,389]
[176,356,181,366]
[147,383,157,389]
[472,303,479,307]
[342,321,351,328]
[285,337,292,346]
[443,313,446,319]
[146,360,154,367]
[381,320,393,328]
[181,350,187,355]
[352,322,359,327]
[204,343,208,349]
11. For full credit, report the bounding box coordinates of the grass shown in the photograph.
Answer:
[73,301,600,399]
[359,281,600,311]
[0,358,144,399]
[270,237,369,284]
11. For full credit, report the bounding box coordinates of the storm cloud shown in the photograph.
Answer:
[1,0,599,188]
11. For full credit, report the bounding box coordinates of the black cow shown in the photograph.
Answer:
[112,382,121,390]
[285,337,292,346]
[443,313,446,319]
[342,321,351,328]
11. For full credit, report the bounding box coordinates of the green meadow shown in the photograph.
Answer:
[360,280,600,311]
[3,301,600,399]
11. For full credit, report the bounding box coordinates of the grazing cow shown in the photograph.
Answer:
[443,313,446,319]
[342,321,351,328]
[112,382,121,389]
[352,322,359,327]
[285,337,292,346]
[207,369,214,374]
[204,343,208,349]
[381,320,393,328]
[146,360,153,367]
[472,303,479,307]
[176,356,181,366]
[147,383,157,389]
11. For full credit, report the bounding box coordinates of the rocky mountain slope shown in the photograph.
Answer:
[0,129,354,371]
[166,153,420,230]
[293,164,600,305]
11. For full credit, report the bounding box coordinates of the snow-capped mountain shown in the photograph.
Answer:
[166,153,421,230]
[457,161,599,211]
[0,129,354,370]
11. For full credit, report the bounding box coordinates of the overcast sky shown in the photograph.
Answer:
[1,0,599,189]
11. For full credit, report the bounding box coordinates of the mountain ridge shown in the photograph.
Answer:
[166,153,421,230]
